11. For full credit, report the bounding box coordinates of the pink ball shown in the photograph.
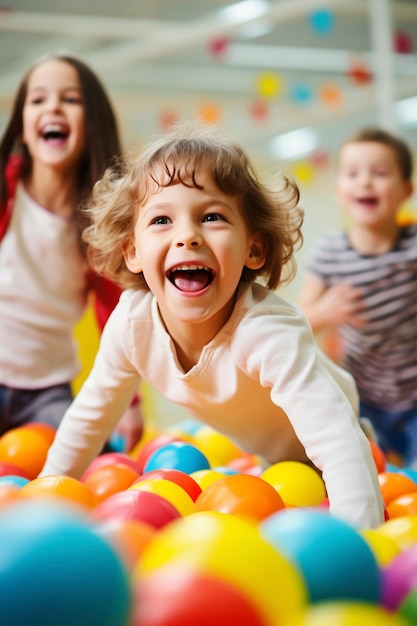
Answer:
[381,544,417,610]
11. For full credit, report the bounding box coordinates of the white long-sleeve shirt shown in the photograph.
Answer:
[41,282,384,528]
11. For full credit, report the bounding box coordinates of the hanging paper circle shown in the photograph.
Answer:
[290,82,313,105]
[159,109,179,132]
[309,9,334,35]
[249,99,269,121]
[198,102,221,124]
[319,83,342,107]
[208,37,230,59]
[347,59,372,85]
[394,30,414,54]
[309,149,329,169]
[255,72,284,99]
[292,161,315,184]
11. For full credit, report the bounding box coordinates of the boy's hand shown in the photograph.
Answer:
[317,283,366,327]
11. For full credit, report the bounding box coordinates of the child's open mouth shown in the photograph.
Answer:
[168,264,214,292]
[40,124,69,142]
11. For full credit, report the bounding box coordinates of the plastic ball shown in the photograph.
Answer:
[191,426,243,467]
[81,452,139,482]
[22,422,56,447]
[136,434,185,474]
[0,427,51,479]
[361,528,401,567]
[0,499,131,626]
[0,475,30,488]
[260,508,381,603]
[398,588,417,624]
[0,460,31,479]
[83,462,139,503]
[96,518,156,570]
[129,478,195,516]
[194,473,285,522]
[369,439,386,473]
[89,488,181,529]
[378,472,417,507]
[377,515,417,551]
[284,601,409,625]
[227,454,263,476]
[387,492,417,519]
[190,469,229,490]
[132,564,266,626]
[0,483,23,508]
[261,461,327,507]
[144,441,210,474]
[134,468,202,502]
[136,511,306,626]
[381,544,417,610]
[20,475,97,510]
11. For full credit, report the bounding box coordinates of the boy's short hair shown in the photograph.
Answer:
[342,127,413,181]
[83,123,304,291]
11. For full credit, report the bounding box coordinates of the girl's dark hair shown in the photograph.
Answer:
[0,49,122,212]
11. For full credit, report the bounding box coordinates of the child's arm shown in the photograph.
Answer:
[298,272,366,333]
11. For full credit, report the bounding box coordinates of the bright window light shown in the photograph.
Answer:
[396,96,417,127]
[218,0,269,25]
[270,128,319,160]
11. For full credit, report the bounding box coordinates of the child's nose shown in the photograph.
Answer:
[175,226,202,248]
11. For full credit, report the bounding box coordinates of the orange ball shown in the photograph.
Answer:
[387,492,417,519]
[195,473,285,522]
[21,422,56,447]
[378,472,417,507]
[97,519,156,570]
[83,462,140,504]
[20,475,97,510]
[369,440,386,474]
[0,427,51,480]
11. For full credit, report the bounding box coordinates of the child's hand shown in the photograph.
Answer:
[317,283,366,327]
[115,402,144,452]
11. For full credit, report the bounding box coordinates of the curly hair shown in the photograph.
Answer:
[83,123,304,291]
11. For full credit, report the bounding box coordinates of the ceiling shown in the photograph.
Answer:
[0,0,416,167]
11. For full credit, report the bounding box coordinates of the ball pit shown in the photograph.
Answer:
[1,421,417,625]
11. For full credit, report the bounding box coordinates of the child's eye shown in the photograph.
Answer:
[203,213,224,222]
[64,96,83,104]
[151,216,171,225]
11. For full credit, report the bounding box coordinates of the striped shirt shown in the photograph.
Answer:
[306,224,417,411]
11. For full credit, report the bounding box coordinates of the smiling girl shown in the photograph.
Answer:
[0,50,143,446]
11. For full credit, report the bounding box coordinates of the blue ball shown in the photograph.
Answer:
[0,499,131,626]
[0,475,30,488]
[260,508,381,604]
[144,441,210,474]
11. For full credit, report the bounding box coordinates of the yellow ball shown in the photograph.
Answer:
[261,461,326,507]
[377,515,417,551]
[361,528,401,567]
[190,469,229,491]
[136,511,306,626]
[191,426,243,467]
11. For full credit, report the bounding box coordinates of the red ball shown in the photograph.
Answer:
[132,565,266,626]
[89,488,181,529]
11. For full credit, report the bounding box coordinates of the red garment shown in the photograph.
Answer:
[0,155,121,331]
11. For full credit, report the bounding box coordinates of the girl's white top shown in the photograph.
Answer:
[0,183,88,388]
[41,281,384,528]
